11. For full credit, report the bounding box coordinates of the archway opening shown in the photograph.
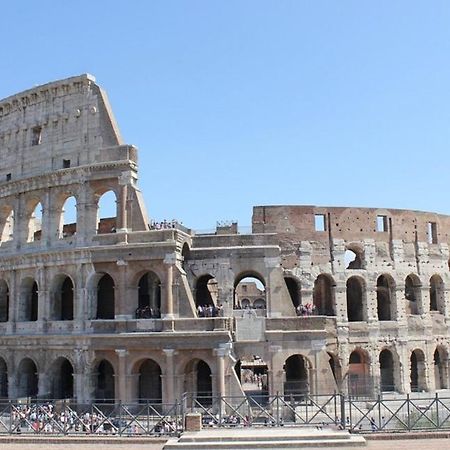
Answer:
[234,274,266,312]
[236,355,269,403]
[313,274,335,316]
[0,358,7,398]
[184,359,212,406]
[137,272,161,318]
[60,196,77,238]
[17,358,38,398]
[430,275,444,314]
[0,207,14,243]
[52,358,74,399]
[95,360,115,401]
[138,359,162,402]
[345,247,363,269]
[405,275,421,315]
[379,349,395,392]
[434,347,448,390]
[97,190,117,234]
[410,350,426,392]
[284,354,309,400]
[0,281,9,322]
[284,276,301,310]
[377,275,393,321]
[346,277,364,322]
[28,202,43,242]
[61,277,74,321]
[97,274,115,319]
[348,350,371,396]
[181,243,190,272]
[195,275,218,315]
[19,278,38,322]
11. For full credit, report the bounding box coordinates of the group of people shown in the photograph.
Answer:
[295,303,317,316]
[149,220,180,230]
[10,402,179,435]
[135,306,161,319]
[197,304,223,318]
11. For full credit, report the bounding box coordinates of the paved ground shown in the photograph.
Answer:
[1,436,450,449]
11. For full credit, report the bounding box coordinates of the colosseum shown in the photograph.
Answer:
[0,74,448,405]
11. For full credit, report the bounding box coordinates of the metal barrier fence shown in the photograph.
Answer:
[0,400,183,435]
[2,393,450,435]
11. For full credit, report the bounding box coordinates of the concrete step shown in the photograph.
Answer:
[163,427,366,449]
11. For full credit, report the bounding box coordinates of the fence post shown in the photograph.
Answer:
[406,393,411,431]
[436,392,440,429]
[377,394,382,432]
[276,392,280,426]
[340,394,346,429]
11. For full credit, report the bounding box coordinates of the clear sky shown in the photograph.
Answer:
[2,1,450,230]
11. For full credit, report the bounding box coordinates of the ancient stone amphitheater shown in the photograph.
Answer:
[0,74,447,404]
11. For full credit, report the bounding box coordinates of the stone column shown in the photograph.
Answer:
[163,253,176,319]
[366,287,378,323]
[115,259,134,319]
[7,270,17,334]
[265,257,280,318]
[115,349,129,403]
[334,283,347,324]
[268,345,283,396]
[215,348,227,416]
[117,184,128,232]
[38,372,51,399]
[163,349,177,404]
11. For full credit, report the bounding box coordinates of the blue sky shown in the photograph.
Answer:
[2,1,450,230]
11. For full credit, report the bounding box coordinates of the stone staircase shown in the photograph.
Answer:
[163,427,366,449]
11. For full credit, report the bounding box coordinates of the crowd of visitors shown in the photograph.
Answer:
[197,304,223,318]
[149,220,180,230]
[295,303,317,316]
[135,306,161,319]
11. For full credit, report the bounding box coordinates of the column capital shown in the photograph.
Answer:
[115,348,129,357]
[163,348,178,357]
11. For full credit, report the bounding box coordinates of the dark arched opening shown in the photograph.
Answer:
[405,275,421,315]
[348,350,371,396]
[97,274,115,319]
[0,358,7,398]
[30,282,38,322]
[95,360,115,401]
[284,354,309,400]
[379,350,395,392]
[377,275,393,321]
[410,350,426,392]
[61,277,74,320]
[137,272,161,318]
[284,276,301,310]
[346,277,364,321]
[52,358,74,399]
[313,274,335,316]
[195,275,218,310]
[0,281,9,322]
[434,347,448,390]
[430,275,444,313]
[184,359,212,406]
[138,359,162,402]
[17,358,38,398]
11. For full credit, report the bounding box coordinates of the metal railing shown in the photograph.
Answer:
[3,393,450,435]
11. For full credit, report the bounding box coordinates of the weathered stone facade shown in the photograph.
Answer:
[0,75,448,404]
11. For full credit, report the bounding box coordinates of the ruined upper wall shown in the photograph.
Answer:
[252,205,450,245]
[0,74,125,183]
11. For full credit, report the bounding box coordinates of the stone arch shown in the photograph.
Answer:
[96,273,115,319]
[0,358,7,398]
[434,346,449,390]
[430,275,445,314]
[313,274,335,316]
[0,280,9,322]
[96,190,118,234]
[94,359,115,401]
[234,271,266,310]
[405,274,421,315]
[377,274,395,321]
[181,242,190,272]
[59,195,77,238]
[17,357,38,398]
[284,354,311,399]
[0,205,14,243]
[254,298,266,309]
[27,200,43,242]
[284,276,301,310]
[410,349,427,392]
[345,243,364,269]
[195,274,218,309]
[241,298,250,308]
[137,271,161,318]
[132,359,162,402]
[348,348,371,396]
[346,276,365,322]
[379,349,396,392]
[18,278,38,322]
[184,359,212,406]
[50,357,74,399]
[51,274,74,320]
